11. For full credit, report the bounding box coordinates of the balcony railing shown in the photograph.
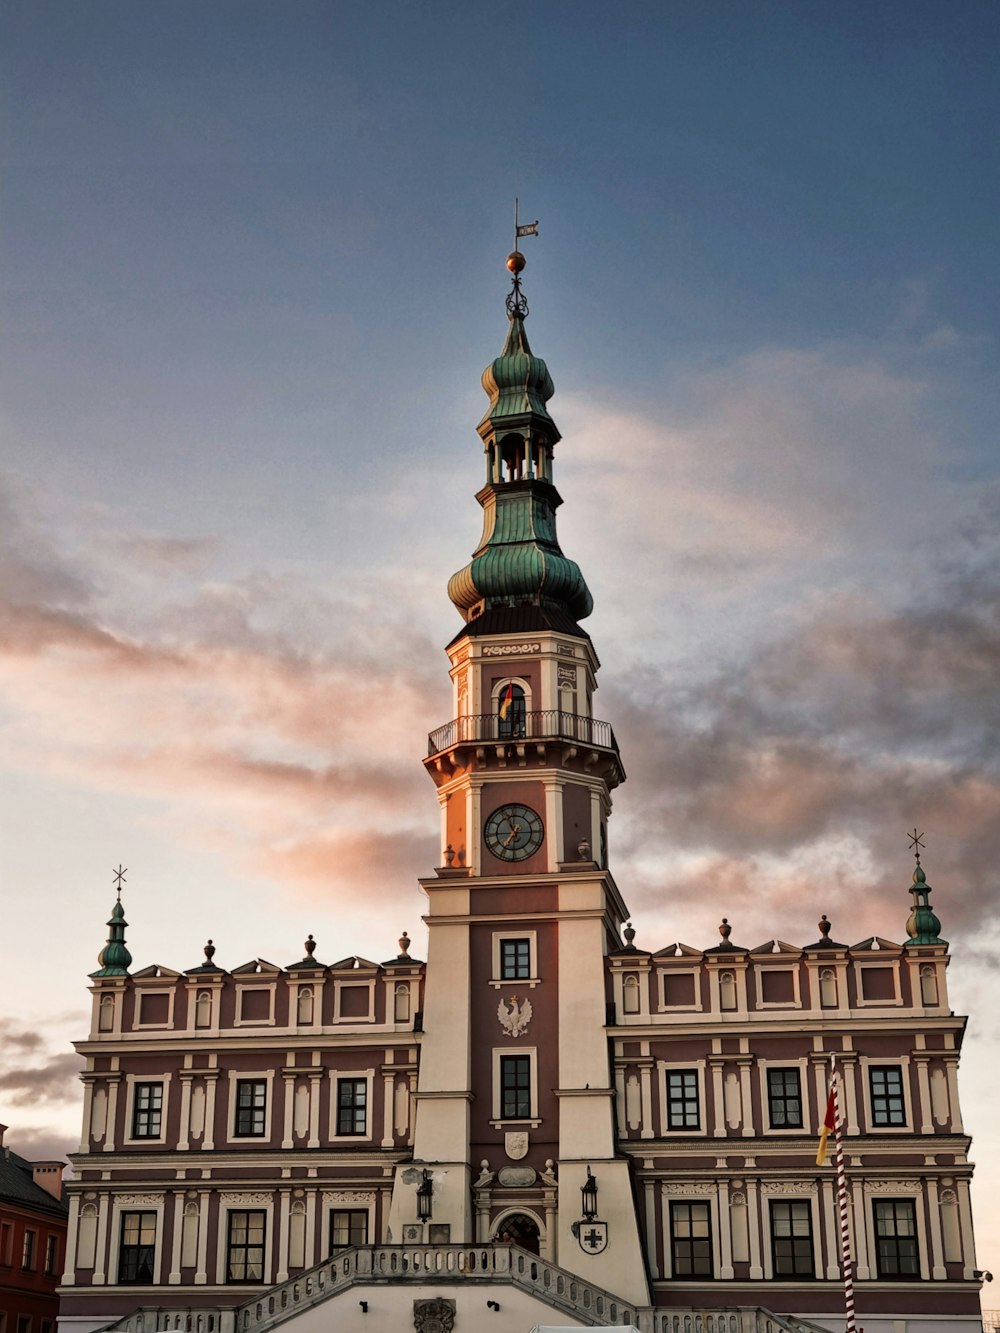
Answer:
[428,709,618,757]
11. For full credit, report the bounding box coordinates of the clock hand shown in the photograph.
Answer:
[502,823,522,847]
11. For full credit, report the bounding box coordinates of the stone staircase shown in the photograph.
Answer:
[95,1243,838,1333]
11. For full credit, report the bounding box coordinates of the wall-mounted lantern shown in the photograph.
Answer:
[416,1168,433,1221]
[581,1166,598,1220]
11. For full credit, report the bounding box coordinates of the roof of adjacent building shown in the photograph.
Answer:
[0,1147,68,1218]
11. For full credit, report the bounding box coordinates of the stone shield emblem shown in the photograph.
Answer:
[576,1219,609,1254]
[413,1297,456,1333]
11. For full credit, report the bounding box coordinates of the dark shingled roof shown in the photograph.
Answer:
[0,1148,68,1217]
[447,603,591,649]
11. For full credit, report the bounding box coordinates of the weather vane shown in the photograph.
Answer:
[112,864,128,897]
[907,829,925,863]
[506,198,539,318]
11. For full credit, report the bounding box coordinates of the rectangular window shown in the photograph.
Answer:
[873,1199,919,1278]
[770,1200,814,1277]
[17,1318,30,1333]
[870,1066,906,1126]
[131,1082,163,1138]
[0,1221,12,1265]
[336,1078,367,1136]
[500,1055,532,1120]
[666,1070,700,1129]
[670,1201,712,1277]
[767,1068,803,1128]
[234,1079,267,1137]
[44,1235,58,1276]
[21,1230,36,1271]
[500,938,531,980]
[118,1211,156,1284]
[226,1210,265,1284]
[329,1210,368,1252]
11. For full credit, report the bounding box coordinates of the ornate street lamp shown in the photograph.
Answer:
[581,1166,598,1220]
[416,1168,433,1222]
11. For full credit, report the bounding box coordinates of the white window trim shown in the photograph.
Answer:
[122,1073,173,1147]
[860,1056,912,1133]
[187,982,221,1033]
[332,977,377,1023]
[757,1058,811,1135]
[708,964,748,1016]
[327,1069,375,1143]
[225,1070,276,1145]
[320,1191,378,1255]
[234,984,276,1027]
[383,976,414,1026]
[754,964,802,1009]
[490,675,533,713]
[490,1046,541,1128]
[656,1059,707,1135]
[490,930,539,989]
[656,966,703,1014]
[109,1195,165,1286]
[864,1181,929,1281]
[289,979,322,1030]
[133,987,175,1030]
[661,1186,719,1281]
[855,960,903,1007]
[215,1195,274,1287]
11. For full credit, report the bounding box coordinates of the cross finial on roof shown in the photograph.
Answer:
[112,864,127,898]
[908,828,925,864]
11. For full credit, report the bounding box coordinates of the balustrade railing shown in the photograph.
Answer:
[428,709,618,756]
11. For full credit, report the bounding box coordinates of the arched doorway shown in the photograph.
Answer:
[494,1211,541,1254]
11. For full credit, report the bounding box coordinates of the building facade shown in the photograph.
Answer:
[57,259,984,1333]
[0,1131,68,1333]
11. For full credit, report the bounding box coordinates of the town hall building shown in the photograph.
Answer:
[55,252,984,1333]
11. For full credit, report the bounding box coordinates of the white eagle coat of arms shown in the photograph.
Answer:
[497,994,532,1037]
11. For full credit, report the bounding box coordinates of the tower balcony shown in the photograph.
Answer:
[426,709,625,786]
[428,709,619,756]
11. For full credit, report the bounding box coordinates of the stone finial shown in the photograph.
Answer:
[577,838,591,861]
[623,921,637,950]
[398,931,411,959]
[719,918,732,944]
[818,914,831,941]
[204,939,216,963]
[445,844,455,867]
[304,934,316,959]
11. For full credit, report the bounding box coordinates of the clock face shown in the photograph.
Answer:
[485,803,544,863]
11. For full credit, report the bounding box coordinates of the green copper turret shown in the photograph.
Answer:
[91,895,133,977]
[448,259,593,629]
[905,861,945,947]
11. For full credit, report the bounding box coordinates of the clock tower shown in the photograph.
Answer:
[387,250,649,1302]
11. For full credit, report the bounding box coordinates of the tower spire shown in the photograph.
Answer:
[91,866,133,977]
[904,829,945,946]
[446,237,593,631]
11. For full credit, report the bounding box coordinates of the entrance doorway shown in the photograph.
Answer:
[494,1212,541,1254]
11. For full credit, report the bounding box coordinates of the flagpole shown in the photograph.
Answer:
[828,1054,859,1333]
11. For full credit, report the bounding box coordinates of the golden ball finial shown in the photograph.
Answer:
[506,250,526,274]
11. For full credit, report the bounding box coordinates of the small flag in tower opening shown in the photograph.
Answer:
[499,683,515,720]
[817,1084,837,1165]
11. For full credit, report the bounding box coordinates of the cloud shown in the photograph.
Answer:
[0,1021,83,1108]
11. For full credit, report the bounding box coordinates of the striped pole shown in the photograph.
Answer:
[829,1055,858,1333]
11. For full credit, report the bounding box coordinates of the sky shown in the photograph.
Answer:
[1,0,999,1285]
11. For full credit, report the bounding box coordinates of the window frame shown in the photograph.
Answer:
[130,1081,165,1140]
[233,1078,268,1138]
[869,1065,907,1128]
[490,931,539,988]
[21,1230,36,1272]
[766,1067,804,1130]
[490,1047,540,1127]
[769,1199,815,1278]
[669,1201,713,1278]
[328,1209,369,1253]
[225,1209,267,1285]
[499,1054,532,1121]
[666,1069,700,1131]
[500,938,532,981]
[872,1197,920,1279]
[335,1077,368,1137]
[117,1211,156,1285]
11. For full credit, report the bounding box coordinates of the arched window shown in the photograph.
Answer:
[195,990,212,1029]
[719,971,737,1011]
[493,1210,541,1254]
[394,983,410,1023]
[920,964,939,1006]
[497,682,526,739]
[297,986,314,1025]
[98,993,115,1032]
[622,974,640,1015]
[819,968,838,1009]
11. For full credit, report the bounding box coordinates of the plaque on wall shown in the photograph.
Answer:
[498,1166,536,1187]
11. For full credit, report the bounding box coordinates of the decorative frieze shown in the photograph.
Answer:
[219,1191,272,1205]
[482,643,541,656]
